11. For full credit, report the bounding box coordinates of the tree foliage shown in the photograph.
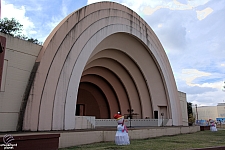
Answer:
[0,18,42,45]
[187,102,193,116]
[187,102,195,125]
[188,113,195,125]
[27,37,39,44]
[0,18,23,36]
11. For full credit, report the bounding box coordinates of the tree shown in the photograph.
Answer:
[187,102,193,116]
[27,37,39,44]
[0,18,42,45]
[0,18,23,36]
[187,102,195,126]
[188,113,195,126]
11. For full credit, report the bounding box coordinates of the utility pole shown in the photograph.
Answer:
[161,113,164,127]
[195,104,198,124]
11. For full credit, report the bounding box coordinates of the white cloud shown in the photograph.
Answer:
[181,69,211,86]
[180,69,225,90]
[143,5,161,15]
[196,7,213,20]
[1,0,36,36]
[120,0,147,13]
[142,0,212,20]
[188,89,225,106]
[46,16,64,31]
[201,81,225,90]
[142,0,194,15]
[87,0,212,19]
[157,24,163,28]
[187,0,210,8]
[179,68,225,106]
[62,0,69,17]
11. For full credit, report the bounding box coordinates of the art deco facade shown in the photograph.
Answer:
[0,2,187,132]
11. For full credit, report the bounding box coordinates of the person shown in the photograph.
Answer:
[114,112,130,145]
[209,120,217,132]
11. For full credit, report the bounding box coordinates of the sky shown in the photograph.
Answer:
[1,0,225,106]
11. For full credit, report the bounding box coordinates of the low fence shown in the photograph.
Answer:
[74,116,174,128]
[95,119,173,127]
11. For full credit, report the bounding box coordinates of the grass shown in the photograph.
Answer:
[60,129,225,150]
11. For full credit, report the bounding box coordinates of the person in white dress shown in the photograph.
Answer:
[114,112,130,145]
[210,120,217,132]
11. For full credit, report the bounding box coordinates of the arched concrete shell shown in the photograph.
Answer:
[23,2,182,131]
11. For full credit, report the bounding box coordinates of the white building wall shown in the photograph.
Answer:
[193,106,218,120]
[217,105,225,118]
[178,91,188,126]
[0,33,42,131]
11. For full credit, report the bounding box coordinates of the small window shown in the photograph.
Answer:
[154,111,158,119]
[76,104,85,116]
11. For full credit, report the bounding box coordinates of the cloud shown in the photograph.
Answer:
[142,0,194,15]
[1,0,73,42]
[46,16,64,33]
[142,0,212,20]
[61,0,71,17]
[1,0,36,36]
[177,68,225,106]
[153,16,188,53]
[196,7,213,20]
[188,89,225,106]
[181,85,216,95]
[179,69,224,88]
[87,0,212,21]
[181,69,211,86]
[143,6,162,15]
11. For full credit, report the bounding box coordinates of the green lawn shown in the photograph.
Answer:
[60,129,225,150]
